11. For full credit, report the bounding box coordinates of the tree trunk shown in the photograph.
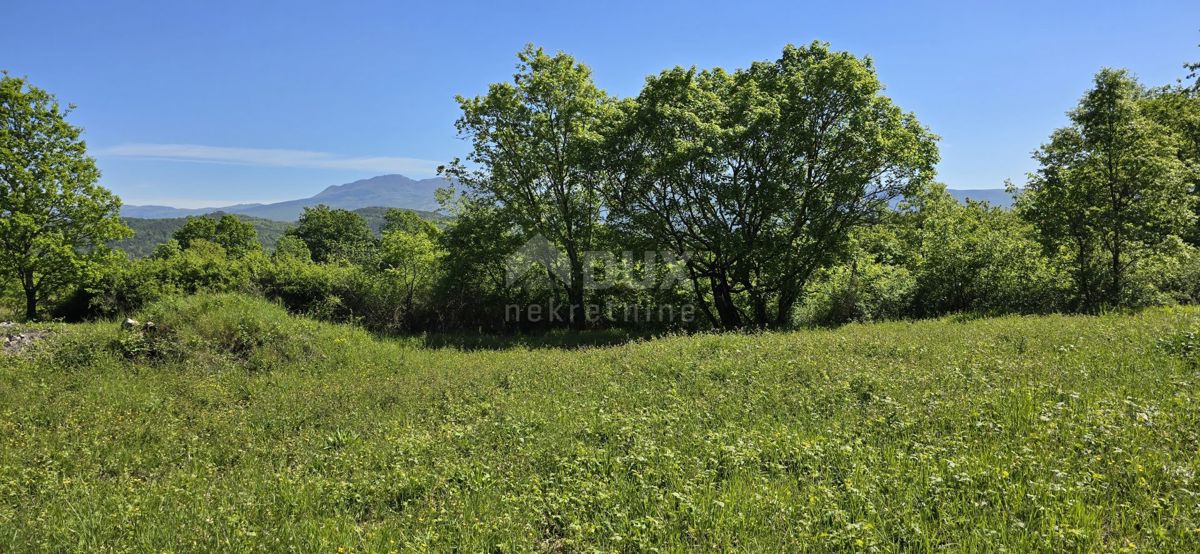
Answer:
[568,281,586,329]
[22,271,38,321]
[403,286,415,331]
[710,273,741,330]
[775,284,798,328]
[1074,235,1094,313]
[750,290,769,328]
[1110,238,1122,307]
[685,267,718,327]
[567,255,586,329]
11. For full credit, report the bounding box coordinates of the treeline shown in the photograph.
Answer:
[112,207,444,258]
[2,44,1199,332]
[114,213,293,258]
[62,207,445,332]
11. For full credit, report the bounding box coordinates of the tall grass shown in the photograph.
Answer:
[1,293,1199,551]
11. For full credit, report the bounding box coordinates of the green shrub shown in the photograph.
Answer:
[110,321,182,362]
[128,293,370,371]
[83,257,175,318]
[1125,237,1200,307]
[797,257,916,326]
[160,240,258,294]
[256,257,438,333]
[76,241,267,319]
[905,190,1067,316]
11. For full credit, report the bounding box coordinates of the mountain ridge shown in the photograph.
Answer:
[121,174,449,221]
[122,175,1014,221]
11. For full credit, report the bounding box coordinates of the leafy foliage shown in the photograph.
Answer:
[1140,84,1200,246]
[379,221,442,331]
[604,42,939,328]
[1019,69,1196,310]
[173,214,261,257]
[285,205,374,263]
[0,72,131,319]
[797,185,1067,326]
[443,44,613,326]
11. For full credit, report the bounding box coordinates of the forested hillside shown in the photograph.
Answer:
[113,214,292,257]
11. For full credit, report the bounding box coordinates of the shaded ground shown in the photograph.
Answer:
[416,327,662,350]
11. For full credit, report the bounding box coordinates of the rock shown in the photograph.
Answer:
[3,329,49,355]
[122,318,140,330]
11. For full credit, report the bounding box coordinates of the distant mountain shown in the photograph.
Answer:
[122,176,1014,221]
[946,188,1014,208]
[122,174,448,221]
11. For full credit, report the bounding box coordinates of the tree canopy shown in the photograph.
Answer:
[285,205,374,264]
[0,72,130,319]
[1019,68,1195,309]
[443,44,614,326]
[604,42,939,328]
[173,214,261,258]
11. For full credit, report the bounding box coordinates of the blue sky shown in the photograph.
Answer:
[3,0,1198,207]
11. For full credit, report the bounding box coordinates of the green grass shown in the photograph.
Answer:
[2,294,1200,551]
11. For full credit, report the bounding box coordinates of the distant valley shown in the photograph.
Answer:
[944,188,1014,208]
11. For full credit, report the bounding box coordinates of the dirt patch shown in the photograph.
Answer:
[2,322,50,355]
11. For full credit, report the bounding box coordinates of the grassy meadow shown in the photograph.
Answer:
[2,294,1200,551]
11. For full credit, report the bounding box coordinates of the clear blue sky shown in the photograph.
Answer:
[3,0,1198,207]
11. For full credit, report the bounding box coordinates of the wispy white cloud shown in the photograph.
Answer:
[98,143,442,176]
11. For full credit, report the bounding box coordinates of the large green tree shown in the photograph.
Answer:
[1019,69,1194,309]
[173,214,261,257]
[0,73,130,319]
[442,45,613,326]
[605,42,938,328]
[1140,85,1200,246]
[285,205,373,264]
